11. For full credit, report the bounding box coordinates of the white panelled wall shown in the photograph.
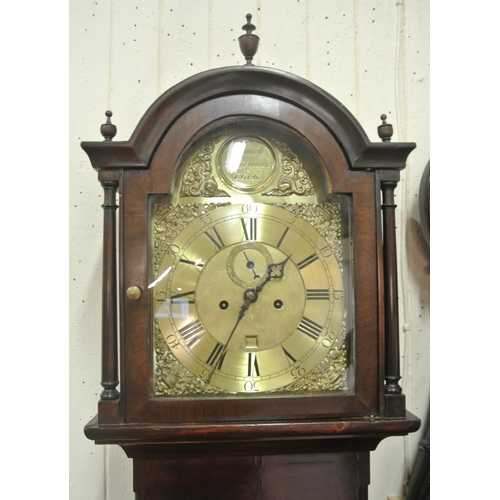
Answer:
[69,1,429,499]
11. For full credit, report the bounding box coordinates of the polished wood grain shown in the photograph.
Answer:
[132,453,370,500]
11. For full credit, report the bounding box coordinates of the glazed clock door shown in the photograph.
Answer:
[120,95,381,424]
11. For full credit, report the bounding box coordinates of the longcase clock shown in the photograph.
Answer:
[82,15,420,500]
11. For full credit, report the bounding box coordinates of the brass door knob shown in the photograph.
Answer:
[126,286,142,300]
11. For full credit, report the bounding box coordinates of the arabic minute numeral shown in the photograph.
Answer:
[291,366,306,379]
[244,380,260,392]
[166,334,181,349]
[322,330,338,348]
[319,245,333,258]
[241,204,258,214]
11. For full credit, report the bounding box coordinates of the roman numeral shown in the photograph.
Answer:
[178,319,205,347]
[306,289,329,300]
[297,253,319,270]
[241,218,258,241]
[247,353,260,377]
[206,342,226,369]
[179,258,204,268]
[297,317,323,340]
[276,227,289,248]
[204,227,225,250]
[171,290,195,304]
[281,346,297,365]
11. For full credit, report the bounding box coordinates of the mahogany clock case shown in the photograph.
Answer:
[82,65,417,428]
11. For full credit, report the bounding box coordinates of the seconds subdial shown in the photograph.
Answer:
[226,242,272,288]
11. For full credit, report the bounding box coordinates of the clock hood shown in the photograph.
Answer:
[81,65,415,174]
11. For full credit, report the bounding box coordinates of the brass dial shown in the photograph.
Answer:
[153,203,344,393]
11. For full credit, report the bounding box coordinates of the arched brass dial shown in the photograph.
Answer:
[153,203,344,393]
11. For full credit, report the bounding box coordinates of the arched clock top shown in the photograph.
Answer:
[81,66,415,174]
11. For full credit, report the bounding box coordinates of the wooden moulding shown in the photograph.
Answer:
[81,66,415,174]
[85,412,420,455]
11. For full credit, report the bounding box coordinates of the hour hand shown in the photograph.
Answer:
[267,255,291,280]
[255,255,291,293]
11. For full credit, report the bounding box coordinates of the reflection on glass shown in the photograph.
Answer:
[148,266,172,289]
[225,140,246,173]
[154,298,190,319]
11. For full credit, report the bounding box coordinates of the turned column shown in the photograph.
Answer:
[97,112,121,423]
[378,115,405,417]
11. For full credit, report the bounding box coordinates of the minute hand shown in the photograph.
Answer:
[206,296,251,383]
